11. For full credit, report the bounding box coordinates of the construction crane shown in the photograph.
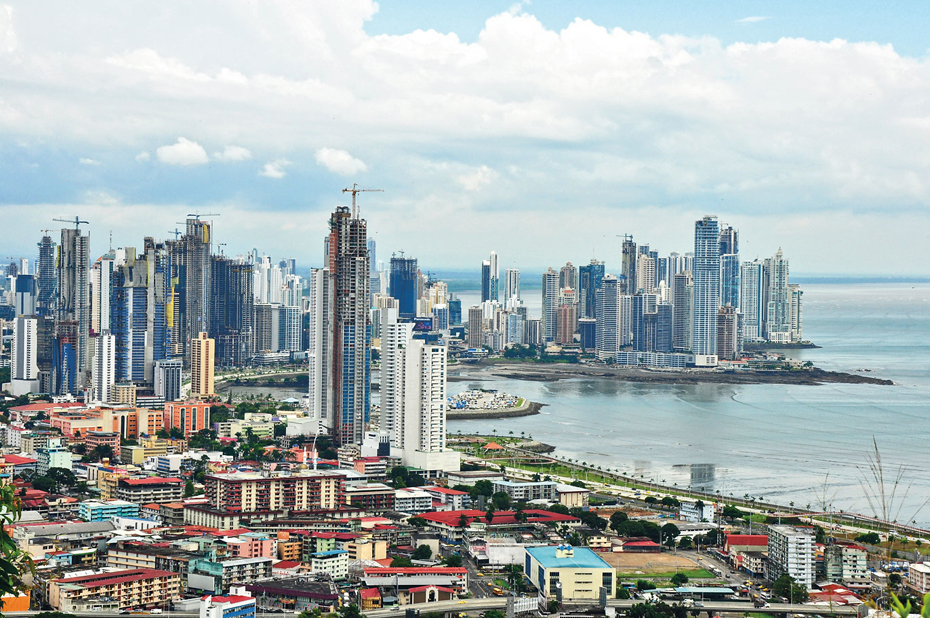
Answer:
[217,242,227,255]
[53,216,89,230]
[342,183,383,218]
[186,213,220,221]
[169,229,182,240]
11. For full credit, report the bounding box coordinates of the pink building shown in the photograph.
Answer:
[221,533,275,558]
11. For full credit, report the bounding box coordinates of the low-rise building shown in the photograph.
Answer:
[394,488,433,513]
[189,557,274,595]
[678,498,715,523]
[417,509,580,542]
[422,486,471,511]
[199,593,256,618]
[345,483,396,511]
[116,477,184,505]
[908,562,930,594]
[492,480,557,502]
[309,550,348,580]
[49,568,181,611]
[524,545,614,602]
[825,543,870,591]
[555,484,591,507]
[85,431,121,459]
[79,499,141,522]
[243,577,339,612]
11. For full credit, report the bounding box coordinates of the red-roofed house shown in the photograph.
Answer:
[417,509,580,541]
[116,477,184,505]
[422,486,471,511]
[272,560,307,577]
[405,585,456,604]
[725,534,769,554]
[614,537,661,553]
[359,587,382,611]
[201,594,256,618]
[48,568,181,611]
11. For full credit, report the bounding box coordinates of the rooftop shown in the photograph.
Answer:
[726,534,769,546]
[525,546,613,570]
[418,509,579,527]
[120,477,184,486]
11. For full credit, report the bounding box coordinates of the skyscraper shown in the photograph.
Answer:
[307,267,334,431]
[154,358,182,403]
[559,262,577,291]
[56,225,90,393]
[766,249,791,342]
[789,284,803,343]
[90,254,114,335]
[595,274,620,361]
[656,302,673,353]
[168,217,212,363]
[635,255,656,293]
[11,316,39,396]
[672,271,693,351]
[92,331,116,403]
[739,260,765,342]
[480,260,491,303]
[621,236,637,294]
[719,225,739,256]
[691,216,720,356]
[578,259,605,319]
[368,239,380,296]
[556,287,577,345]
[488,251,499,302]
[210,256,254,367]
[541,268,559,343]
[190,331,215,399]
[716,305,739,360]
[504,268,521,310]
[466,306,484,348]
[36,234,57,317]
[389,254,418,319]
[720,253,741,308]
[327,206,371,446]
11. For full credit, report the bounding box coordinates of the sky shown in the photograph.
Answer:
[1,1,930,276]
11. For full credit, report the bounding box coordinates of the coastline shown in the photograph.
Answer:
[450,361,893,386]
[446,400,545,420]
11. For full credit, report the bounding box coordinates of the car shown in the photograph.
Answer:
[119,611,131,615]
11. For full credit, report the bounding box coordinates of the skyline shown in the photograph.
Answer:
[2,2,930,274]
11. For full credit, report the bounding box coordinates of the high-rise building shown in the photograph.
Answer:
[541,268,559,343]
[789,283,803,343]
[92,331,116,403]
[466,306,484,348]
[488,251,499,303]
[656,302,673,353]
[504,268,521,310]
[578,260,605,319]
[448,295,462,325]
[720,253,741,309]
[621,236,637,295]
[307,267,334,431]
[766,525,815,589]
[556,287,577,345]
[253,303,281,352]
[559,262,577,291]
[279,305,301,352]
[635,255,656,293]
[739,261,765,342]
[389,254,418,319]
[327,206,371,446]
[190,332,215,399]
[368,239,380,296]
[154,358,182,403]
[210,256,253,367]
[716,305,739,361]
[56,225,91,393]
[691,216,720,356]
[672,271,693,351]
[595,274,620,361]
[11,316,39,396]
[719,225,739,257]
[168,218,212,364]
[90,253,115,336]
[14,275,37,317]
[766,249,791,342]
[480,260,491,303]
[618,294,632,347]
[36,234,57,317]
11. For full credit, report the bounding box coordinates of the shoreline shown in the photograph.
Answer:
[447,400,545,420]
[450,361,893,386]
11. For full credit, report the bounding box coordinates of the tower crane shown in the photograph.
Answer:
[342,183,383,218]
[53,216,89,230]
[187,213,220,221]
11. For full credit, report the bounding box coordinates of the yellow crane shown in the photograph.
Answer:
[342,183,383,218]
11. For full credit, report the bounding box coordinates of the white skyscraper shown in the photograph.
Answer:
[766,249,791,342]
[381,322,458,472]
[90,254,115,334]
[92,331,116,403]
[541,268,559,343]
[504,268,521,310]
[11,316,39,396]
[691,216,720,356]
[739,261,765,342]
[306,267,334,433]
[595,275,620,361]
[489,251,499,302]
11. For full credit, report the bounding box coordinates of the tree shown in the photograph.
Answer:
[486,506,495,524]
[627,602,688,618]
[773,574,808,603]
[408,517,426,528]
[391,557,414,567]
[484,612,505,618]
[636,580,657,591]
[890,573,902,587]
[473,480,494,497]
[677,536,692,549]
[458,514,470,531]
[46,467,76,491]
[412,545,432,560]
[444,554,463,567]
[670,572,689,586]
[89,444,115,462]
[184,479,196,498]
[156,428,170,439]
[610,511,629,533]
[337,604,365,618]
[491,491,512,511]
[661,496,680,509]
[661,523,680,548]
[31,476,56,493]
[0,481,35,604]
[644,496,658,505]
[722,505,744,520]
[856,532,881,545]
[616,587,631,599]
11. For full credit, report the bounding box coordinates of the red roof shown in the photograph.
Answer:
[208,596,254,605]
[359,588,381,599]
[10,402,83,412]
[120,477,183,485]
[2,455,37,465]
[417,509,579,527]
[273,561,302,569]
[364,567,468,576]
[725,534,768,547]
[424,486,468,495]
[623,540,660,547]
[57,568,177,588]
[408,585,456,594]
[483,442,504,450]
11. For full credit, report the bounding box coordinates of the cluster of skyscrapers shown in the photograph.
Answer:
[2,217,303,404]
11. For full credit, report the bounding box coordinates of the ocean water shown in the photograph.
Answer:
[449,284,930,526]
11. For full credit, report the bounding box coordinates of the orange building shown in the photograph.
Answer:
[163,401,211,438]
[48,406,163,440]
[0,591,31,612]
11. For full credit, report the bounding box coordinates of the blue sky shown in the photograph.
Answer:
[1,1,929,276]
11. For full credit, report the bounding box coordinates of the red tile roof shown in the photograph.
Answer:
[120,477,183,485]
[273,561,302,569]
[10,403,84,412]
[57,568,177,588]
[725,534,768,546]
[418,509,579,527]
[364,567,468,576]
[2,455,37,465]
[359,588,381,599]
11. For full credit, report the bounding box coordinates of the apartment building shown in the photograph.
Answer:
[115,477,184,505]
[49,568,181,611]
[766,525,815,589]
[203,471,345,513]
[79,500,141,522]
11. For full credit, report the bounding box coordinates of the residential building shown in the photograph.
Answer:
[49,568,181,611]
[199,593,256,618]
[209,256,254,368]
[390,255,418,319]
[524,545,614,602]
[309,550,348,580]
[466,306,484,348]
[345,483,396,511]
[824,543,869,590]
[79,499,141,522]
[766,525,815,589]
[55,225,91,395]
[191,332,215,398]
[37,442,72,475]
[678,499,715,522]
[203,471,345,513]
[541,268,559,343]
[672,271,693,351]
[164,401,211,438]
[422,486,470,511]
[10,316,39,396]
[504,268,521,311]
[716,305,739,361]
[190,557,273,595]
[154,359,182,403]
[908,562,930,595]
[595,275,620,361]
[492,480,557,502]
[115,477,184,505]
[92,332,116,403]
[85,431,120,458]
[692,216,720,356]
[720,253,741,309]
[739,261,765,342]
[393,488,432,513]
[578,260,605,319]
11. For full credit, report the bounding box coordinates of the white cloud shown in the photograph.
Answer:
[214,145,252,162]
[314,147,368,176]
[457,165,498,191]
[0,5,17,54]
[736,16,771,23]
[156,137,209,166]
[79,157,101,166]
[135,151,150,162]
[259,158,291,179]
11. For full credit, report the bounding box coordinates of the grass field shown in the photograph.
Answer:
[602,552,701,575]
[616,569,715,580]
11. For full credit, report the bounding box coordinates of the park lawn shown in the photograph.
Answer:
[493,578,510,590]
[617,569,714,580]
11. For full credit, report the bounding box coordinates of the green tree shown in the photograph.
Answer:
[408,517,426,528]
[636,580,657,591]
[661,496,680,509]
[773,574,808,603]
[89,444,115,462]
[677,536,693,549]
[616,587,631,599]
[610,510,629,533]
[627,602,688,618]
[484,612,505,618]
[670,572,689,586]
[722,505,744,520]
[444,554,463,567]
[0,482,35,605]
[856,532,881,545]
[661,523,680,548]
[491,491,512,511]
[46,467,76,491]
[485,507,495,524]
[412,545,433,560]
[184,479,196,497]
[473,479,494,496]
[390,557,414,567]
[337,604,365,618]
[32,476,56,493]
[156,428,170,439]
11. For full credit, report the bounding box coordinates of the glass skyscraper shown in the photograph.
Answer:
[691,216,720,356]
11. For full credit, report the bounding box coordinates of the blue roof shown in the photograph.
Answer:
[525,546,612,569]
[675,587,735,594]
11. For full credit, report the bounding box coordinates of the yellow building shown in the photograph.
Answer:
[97,466,136,500]
[111,383,137,406]
[190,332,215,398]
[345,539,388,561]
[525,545,614,602]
